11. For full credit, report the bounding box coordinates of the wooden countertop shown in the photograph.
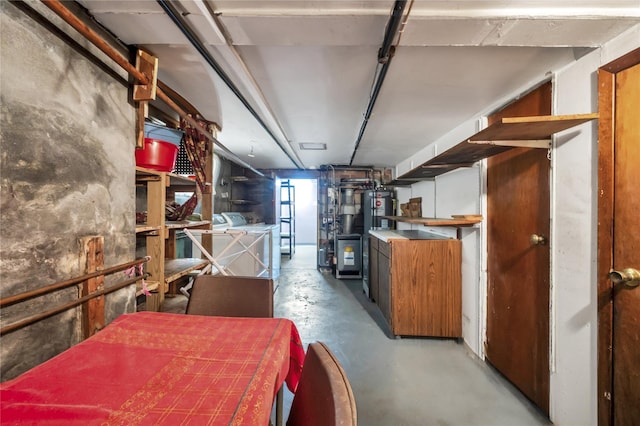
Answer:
[369,229,453,242]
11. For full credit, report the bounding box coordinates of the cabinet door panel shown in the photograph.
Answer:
[391,240,461,337]
[369,237,379,302]
[379,240,390,258]
[378,253,391,326]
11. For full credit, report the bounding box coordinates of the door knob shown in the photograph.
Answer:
[608,268,640,288]
[530,234,547,245]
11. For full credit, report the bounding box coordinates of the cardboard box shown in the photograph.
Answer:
[401,197,422,217]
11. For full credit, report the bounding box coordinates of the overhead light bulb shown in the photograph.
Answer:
[248,146,255,158]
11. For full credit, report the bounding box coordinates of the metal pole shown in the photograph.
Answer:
[0,275,148,336]
[0,257,150,308]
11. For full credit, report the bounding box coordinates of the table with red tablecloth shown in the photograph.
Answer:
[0,312,305,425]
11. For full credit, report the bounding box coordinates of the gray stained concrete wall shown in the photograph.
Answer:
[0,2,136,381]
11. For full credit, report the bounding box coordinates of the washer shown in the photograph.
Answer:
[219,212,280,279]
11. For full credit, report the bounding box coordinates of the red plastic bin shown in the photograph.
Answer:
[135,138,179,172]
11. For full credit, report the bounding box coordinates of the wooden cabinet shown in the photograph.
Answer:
[136,167,210,310]
[369,234,462,338]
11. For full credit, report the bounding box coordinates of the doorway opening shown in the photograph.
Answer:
[278,178,318,259]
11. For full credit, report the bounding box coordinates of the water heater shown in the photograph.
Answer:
[363,190,394,231]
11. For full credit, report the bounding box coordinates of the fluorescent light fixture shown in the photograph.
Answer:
[299,143,327,150]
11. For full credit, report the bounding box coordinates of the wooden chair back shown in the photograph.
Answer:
[287,341,357,426]
[185,275,274,318]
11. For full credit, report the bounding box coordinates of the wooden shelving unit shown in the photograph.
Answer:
[228,171,277,224]
[135,167,212,309]
[393,113,598,183]
[280,180,295,259]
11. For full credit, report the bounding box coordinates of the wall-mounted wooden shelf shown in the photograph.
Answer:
[394,113,598,182]
[383,216,482,227]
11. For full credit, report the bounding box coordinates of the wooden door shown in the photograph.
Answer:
[598,49,640,426]
[485,82,552,414]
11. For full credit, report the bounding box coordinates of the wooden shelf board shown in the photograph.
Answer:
[136,280,160,297]
[383,216,482,226]
[386,179,422,186]
[136,166,161,176]
[231,176,270,184]
[165,220,211,230]
[399,165,471,180]
[164,258,209,284]
[231,199,260,205]
[470,113,598,142]
[135,224,162,234]
[168,173,196,187]
[397,113,598,181]
[136,168,198,188]
[135,167,162,183]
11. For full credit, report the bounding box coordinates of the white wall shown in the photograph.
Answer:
[393,24,640,425]
[550,24,640,425]
[286,179,318,245]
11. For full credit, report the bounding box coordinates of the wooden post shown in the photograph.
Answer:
[146,173,166,306]
[136,101,148,149]
[201,124,217,258]
[80,236,104,338]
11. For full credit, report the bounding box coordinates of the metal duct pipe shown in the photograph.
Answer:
[156,0,304,170]
[349,0,407,166]
[378,1,408,64]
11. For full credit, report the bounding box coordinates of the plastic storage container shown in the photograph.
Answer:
[143,122,184,147]
[135,138,179,172]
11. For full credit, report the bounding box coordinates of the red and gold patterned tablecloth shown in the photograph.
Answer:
[0,312,305,425]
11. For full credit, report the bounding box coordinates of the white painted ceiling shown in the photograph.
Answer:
[77,0,640,171]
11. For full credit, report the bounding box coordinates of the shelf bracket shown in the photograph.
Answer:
[133,50,158,101]
[468,139,551,149]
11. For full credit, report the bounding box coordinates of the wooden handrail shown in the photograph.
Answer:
[40,0,149,85]
[0,257,150,308]
[0,274,148,336]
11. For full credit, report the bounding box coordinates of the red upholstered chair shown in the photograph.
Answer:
[287,341,357,426]
[185,275,274,318]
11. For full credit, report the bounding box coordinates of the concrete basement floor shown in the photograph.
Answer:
[162,245,550,426]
